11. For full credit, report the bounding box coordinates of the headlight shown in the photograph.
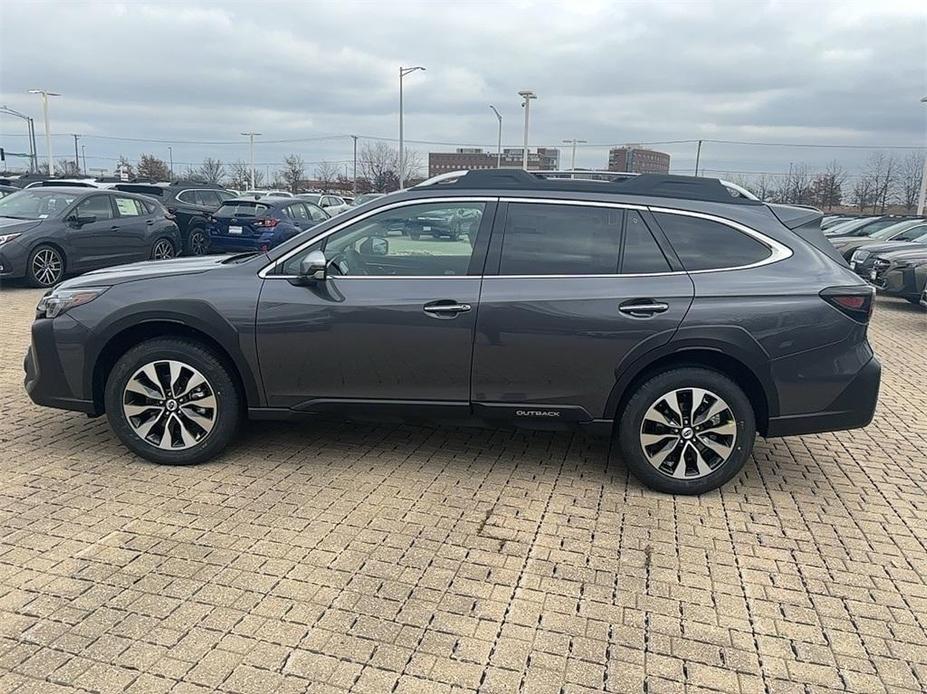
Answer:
[0,233,21,246]
[36,286,109,319]
[851,249,869,262]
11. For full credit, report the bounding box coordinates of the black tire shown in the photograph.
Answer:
[185,227,209,256]
[104,338,240,465]
[614,368,755,495]
[26,244,66,288]
[150,238,176,261]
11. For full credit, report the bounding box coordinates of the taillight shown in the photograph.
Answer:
[256,217,278,228]
[820,286,875,323]
[260,244,269,252]
[164,207,177,220]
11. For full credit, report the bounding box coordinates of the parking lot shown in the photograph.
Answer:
[0,286,924,693]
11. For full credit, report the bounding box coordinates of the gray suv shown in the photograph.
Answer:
[24,170,881,494]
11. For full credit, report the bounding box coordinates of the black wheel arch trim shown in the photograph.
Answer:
[605,326,779,430]
[85,303,262,411]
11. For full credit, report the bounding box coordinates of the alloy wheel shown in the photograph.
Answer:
[31,248,63,286]
[123,360,217,450]
[639,387,736,479]
[153,240,175,260]
[189,231,208,255]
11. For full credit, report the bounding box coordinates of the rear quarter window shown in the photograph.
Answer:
[653,212,772,271]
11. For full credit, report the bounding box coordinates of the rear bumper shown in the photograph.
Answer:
[765,356,880,437]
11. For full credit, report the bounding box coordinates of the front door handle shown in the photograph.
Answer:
[619,300,669,317]
[423,300,472,317]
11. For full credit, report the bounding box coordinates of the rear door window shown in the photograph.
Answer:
[653,212,771,271]
[75,194,115,221]
[500,203,623,275]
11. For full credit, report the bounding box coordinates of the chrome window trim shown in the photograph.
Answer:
[259,195,792,280]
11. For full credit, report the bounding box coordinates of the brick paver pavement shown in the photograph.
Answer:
[0,285,925,693]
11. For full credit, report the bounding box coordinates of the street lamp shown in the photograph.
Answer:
[168,146,173,180]
[518,90,537,170]
[241,132,261,190]
[28,89,60,176]
[562,139,587,172]
[917,97,927,216]
[399,66,425,189]
[0,105,37,173]
[489,105,503,167]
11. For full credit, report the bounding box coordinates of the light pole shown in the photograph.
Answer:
[0,105,37,173]
[399,66,425,189]
[81,144,87,176]
[489,105,503,167]
[917,97,927,216]
[168,146,173,180]
[351,135,358,193]
[241,132,261,190]
[72,134,80,175]
[518,90,537,170]
[28,89,60,176]
[562,139,587,171]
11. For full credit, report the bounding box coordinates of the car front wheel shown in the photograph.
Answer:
[27,245,65,288]
[104,338,240,465]
[615,368,755,494]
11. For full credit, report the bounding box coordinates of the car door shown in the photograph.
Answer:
[112,195,153,261]
[256,198,496,411]
[471,201,694,423]
[64,193,123,271]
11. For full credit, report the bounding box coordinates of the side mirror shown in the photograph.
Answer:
[295,249,327,284]
[360,236,388,256]
[69,214,96,227]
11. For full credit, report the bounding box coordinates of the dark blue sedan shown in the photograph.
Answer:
[207,197,329,253]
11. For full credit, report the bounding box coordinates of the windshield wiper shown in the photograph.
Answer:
[221,252,261,264]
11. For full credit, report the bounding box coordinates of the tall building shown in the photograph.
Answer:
[608,147,671,174]
[428,147,561,177]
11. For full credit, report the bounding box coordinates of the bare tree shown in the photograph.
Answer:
[55,160,80,177]
[810,160,847,210]
[896,151,925,212]
[196,157,226,185]
[852,176,875,212]
[315,161,340,192]
[357,141,423,192]
[281,155,305,193]
[772,164,813,205]
[228,159,263,190]
[136,154,171,182]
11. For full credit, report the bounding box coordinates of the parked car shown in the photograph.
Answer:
[111,182,236,256]
[352,193,386,206]
[824,215,916,238]
[23,170,880,495]
[298,193,351,215]
[835,219,927,260]
[821,215,856,230]
[868,246,927,303]
[25,178,102,189]
[207,196,329,253]
[0,184,19,198]
[405,206,482,240]
[242,190,294,199]
[0,187,180,287]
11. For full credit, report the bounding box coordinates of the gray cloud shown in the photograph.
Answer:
[1,0,924,176]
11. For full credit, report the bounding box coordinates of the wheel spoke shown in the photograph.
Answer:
[168,361,184,396]
[179,406,214,432]
[641,432,676,447]
[124,403,160,418]
[699,434,734,460]
[188,393,216,410]
[177,372,207,399]
[690,445,713,477]
[134,410,164,439]
[698,420,736,436]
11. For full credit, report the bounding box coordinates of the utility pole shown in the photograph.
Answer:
[72,134,80,175]
[694,139,703,176]
[562,138,587,172]
[351,135,358,193]
[917,97,927,216]
[241,132,261,190]
[518,91,537,170]
[399,66,426,190]
[168,146,174,180]
[81,144,87,175]
[28,89,60,176]
[489,105,502,167]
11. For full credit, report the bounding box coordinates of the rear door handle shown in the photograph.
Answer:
[619,300,669,317]
[423,300,472,317]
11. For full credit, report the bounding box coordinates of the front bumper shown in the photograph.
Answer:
[765,356,881,437]
[0,242,29,280]
[23,315,100,415]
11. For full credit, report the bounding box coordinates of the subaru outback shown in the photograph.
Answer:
[23,170,880,494]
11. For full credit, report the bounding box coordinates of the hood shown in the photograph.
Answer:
[0,217,43,234]
[849,240,921,256]
[872,243,927,262]
[58,255,234,289]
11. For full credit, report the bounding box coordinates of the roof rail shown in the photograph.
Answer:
[415,168,760,205]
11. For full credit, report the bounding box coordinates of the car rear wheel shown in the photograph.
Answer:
[151,238,176,261]
[104,338,240,465]
[186,228,209,256]
[614,368,755,494]
[26,245,65,288]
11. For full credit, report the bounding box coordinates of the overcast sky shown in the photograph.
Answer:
[1,0,925,178]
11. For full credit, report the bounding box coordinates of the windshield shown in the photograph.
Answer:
[870,221,916,240]
[844,219,900,237]
[216,202,269,217]
[299,194,321,204]
[824,217,877,235]
[0,190,79,219]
